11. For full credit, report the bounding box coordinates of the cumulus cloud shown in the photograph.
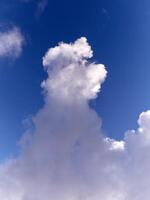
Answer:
[42,37,107,101]
[0,37,150,199]
[0,27,24,58]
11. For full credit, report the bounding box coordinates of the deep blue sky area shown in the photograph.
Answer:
[0,0,150,160]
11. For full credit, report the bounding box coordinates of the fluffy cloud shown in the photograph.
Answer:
[0,37,150,199]
[0,27,24,58]
[42,37,107,101]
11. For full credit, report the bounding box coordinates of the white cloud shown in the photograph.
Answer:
[0,37,150,199]
[0,27,24,58]
[42,37,107,101]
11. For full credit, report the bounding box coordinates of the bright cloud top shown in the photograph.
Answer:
[42,37,107,101]
[0,37,150,200]
[0,27,24,58]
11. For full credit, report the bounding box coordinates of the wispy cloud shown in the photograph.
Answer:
[36,0,48,16]
[0,27,24,58]
[22,0,48,17]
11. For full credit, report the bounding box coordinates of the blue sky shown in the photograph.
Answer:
[1,1,150,199]
[0,0,150,159]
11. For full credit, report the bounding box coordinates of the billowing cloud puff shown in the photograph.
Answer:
[42,37,107,101]
[0,27,24,58]
[0,37,150,200]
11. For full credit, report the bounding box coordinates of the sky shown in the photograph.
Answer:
[1,0,150,199]
[1,0,150,158]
